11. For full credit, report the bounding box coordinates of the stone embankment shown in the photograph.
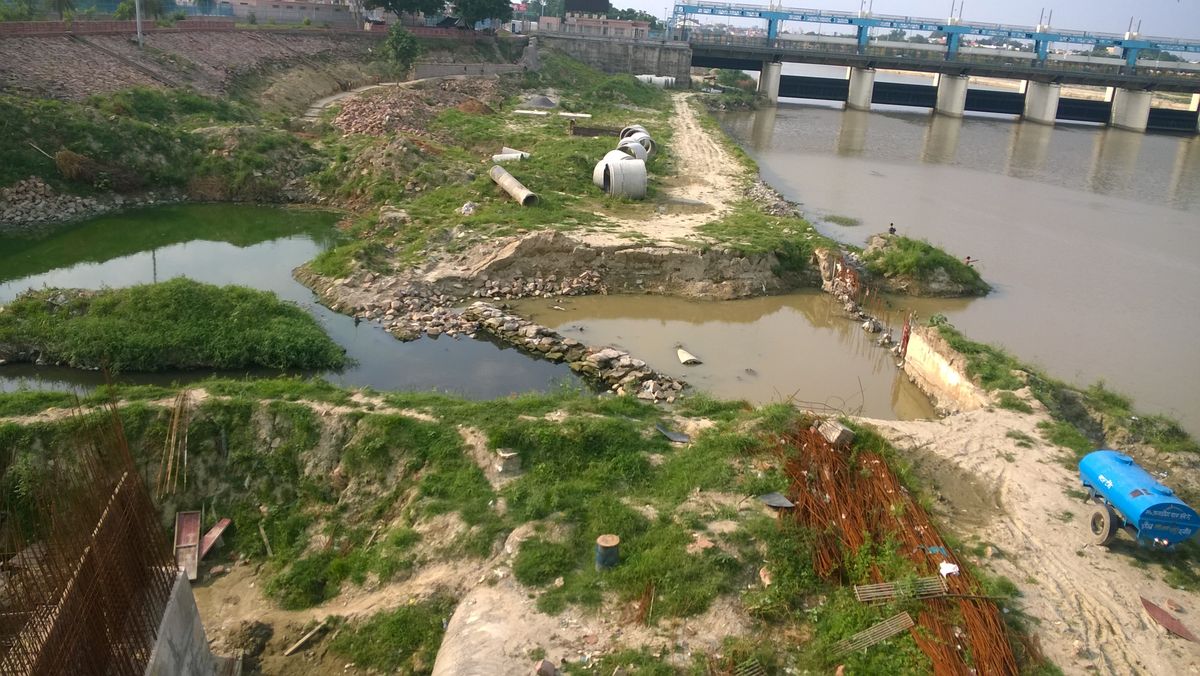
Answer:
[463,303,684,402]
[294,266,683,402]
[0,177,176,232]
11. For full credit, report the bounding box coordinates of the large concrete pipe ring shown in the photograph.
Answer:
[593,149,633,188]
[604,158,647,199]
[619,124,648,140]
[616,139,648,160]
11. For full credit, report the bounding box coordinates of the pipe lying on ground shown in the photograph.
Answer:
[500,146,530,158]
[488,165,539,206]
[616,139,648,160]
[603,158,647,199]
[491,152,526,163]
[619,124,648,140]
[594,149,633,188]
[624,131,656,159]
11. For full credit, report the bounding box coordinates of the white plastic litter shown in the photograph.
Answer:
[939,562,960,578]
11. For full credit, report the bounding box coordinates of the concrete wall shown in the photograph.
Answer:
[413,62,525,79]
[902,325,990,414]
[536,34,691,86]
[144,572,219,676]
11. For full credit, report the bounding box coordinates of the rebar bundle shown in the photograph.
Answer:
[777,426,1018,675]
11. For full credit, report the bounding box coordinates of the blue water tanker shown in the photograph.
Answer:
[1078,450,1199,548]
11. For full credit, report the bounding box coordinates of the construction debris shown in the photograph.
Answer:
[655,423,690,443]
[854,577,948,604]
[816,419,855,447]
[833,612,915,655]
[1142,597,1200,642]
[488,165,539,206]
[199,517,231,560]
[174,511,201,581]
[283,619,328,656]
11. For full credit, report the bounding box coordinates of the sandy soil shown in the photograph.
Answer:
[859,404,1200,676]
[580,92,742,247]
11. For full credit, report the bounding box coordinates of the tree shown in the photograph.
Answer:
[0,0,38,20]
[45,0,73,20]
[883,28,906,41]
[383,24,422,71]
[452,0,509,28]
[527,0,562,19]
[607,6,659,30]
[114,0,164,19]
[363,0,445,18]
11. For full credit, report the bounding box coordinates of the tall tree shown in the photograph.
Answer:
[363,0,446,18]
[383,24,422,70]
[46,0,73,20]
[452,0,510,28]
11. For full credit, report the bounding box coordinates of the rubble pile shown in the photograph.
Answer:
[332,78,504,136]
[470,272,606,300]
[0,177,172,232]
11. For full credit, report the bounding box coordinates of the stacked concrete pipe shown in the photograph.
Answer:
[592,124,655,199]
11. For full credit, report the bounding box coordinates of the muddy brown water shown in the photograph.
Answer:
[719,103,1200,437]
[513,292,938,420]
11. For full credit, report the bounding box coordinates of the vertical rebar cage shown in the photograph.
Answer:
[0,405,175,675]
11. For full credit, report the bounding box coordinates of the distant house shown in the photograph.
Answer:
[539,0,650,39]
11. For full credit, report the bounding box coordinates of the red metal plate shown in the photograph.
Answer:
[1142,596,1199,642]
[200,518,231,560]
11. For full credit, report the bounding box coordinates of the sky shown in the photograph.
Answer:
[617,0,1200,40]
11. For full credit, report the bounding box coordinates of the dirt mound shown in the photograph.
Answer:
[456,97,494,114]
[333,77,504,136]
[522,94,557,109]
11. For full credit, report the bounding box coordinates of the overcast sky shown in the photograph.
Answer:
[622,0,1200,40]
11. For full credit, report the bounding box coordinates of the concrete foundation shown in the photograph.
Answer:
[846,66,875,111]
[934,73,969,118]
[535,34,691,86]
[757,60,781,104]
[1109,87,1152,132]
[145,572,222,676]
[1022,80,1061,125]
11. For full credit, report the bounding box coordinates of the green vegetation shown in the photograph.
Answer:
[0,389,77,417]
[0,278,346,371]
[1006,430,1036,448]
[996,391,1034,413]
[695,201,836,280]
[329,595,456,673]
[824,214,861,227]
[930,317,1023,390]
[0,88,323,198]
[714,69,756,91]
[864,236,990,295]
[383,24,422,72]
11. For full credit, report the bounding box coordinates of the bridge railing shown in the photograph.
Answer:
[689,33,1200,81]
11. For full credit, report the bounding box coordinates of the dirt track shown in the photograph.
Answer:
[584,93,743,246]
[861,404,1200,675]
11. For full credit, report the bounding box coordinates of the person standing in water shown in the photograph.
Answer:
[888,223,897,235]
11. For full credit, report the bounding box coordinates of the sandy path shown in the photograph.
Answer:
[858,407,1200,675]
[581,93,743,247]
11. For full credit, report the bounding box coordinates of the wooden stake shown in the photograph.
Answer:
[258,522,274,558]
[284,619,328,656]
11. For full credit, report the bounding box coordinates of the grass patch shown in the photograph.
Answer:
[0,278,346,372]
[931,318,1023,390]
[1037,420,1094,465]
[1006,430,1036,448]
[996,391,1033,413]
[824,214,861,227]
[697,201,835,280]
[329,595,456,673]
[0,390,78,417]
[865,236,990,295]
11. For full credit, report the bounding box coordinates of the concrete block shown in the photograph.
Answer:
[817,419,855,447]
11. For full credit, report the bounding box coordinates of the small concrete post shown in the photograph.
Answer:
[757,60,781,105]
[1022,80,1061,126]
[1109,88,1152,133]
[847,66,876,111]
[934,73,969,118]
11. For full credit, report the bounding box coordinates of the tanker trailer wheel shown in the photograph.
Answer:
[1089,505,1118,546]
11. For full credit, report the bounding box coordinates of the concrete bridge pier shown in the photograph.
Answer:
[1108,87,1152,132]
[846,67,875,111]
[1021,81,1061,125]
[757,60,781,104]
[934,74,969,117]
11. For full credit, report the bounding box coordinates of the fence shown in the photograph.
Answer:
[0,17,235,36]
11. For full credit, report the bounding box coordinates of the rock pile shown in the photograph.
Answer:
[1,178,104,230]
[747,180,802,218]
[463,302,685,402]
[470,272,606,300]
[333,78,503,137]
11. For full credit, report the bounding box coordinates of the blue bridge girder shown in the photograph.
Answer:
[673,1,1200,68]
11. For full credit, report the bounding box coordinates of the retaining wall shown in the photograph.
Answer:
[537,34,691,86]
[144,571,219,676]
[902,324,990,414]
[0,18,235,37]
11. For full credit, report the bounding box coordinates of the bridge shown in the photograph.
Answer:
[673,2,1200,133]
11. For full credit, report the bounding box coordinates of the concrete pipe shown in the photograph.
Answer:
[488,165,539,206]
[491,152,526,163]
[593,149,633,188]
[624,131,656,159]
[619,124,648,140]
[500,146,530,158]
[604,158,647,199]
[616,139,648,160]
